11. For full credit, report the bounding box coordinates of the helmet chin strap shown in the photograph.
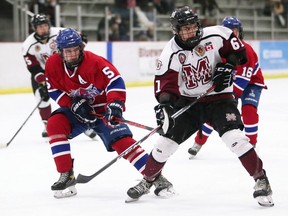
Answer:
[175,35,200,50]
[34,32,50,41]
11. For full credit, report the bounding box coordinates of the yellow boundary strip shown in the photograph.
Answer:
[0,75,287,95]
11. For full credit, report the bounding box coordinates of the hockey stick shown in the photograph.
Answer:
[76,85,215,184]
[123,85,215,128]
[0,99,42,149]
[91,113,156,132]
[76,125,161,183]
[118,119,154,131]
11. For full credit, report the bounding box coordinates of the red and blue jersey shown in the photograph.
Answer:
[233,41,266,98]
[45,50,126,113]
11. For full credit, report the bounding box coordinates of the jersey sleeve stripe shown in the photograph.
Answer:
[106,75,126,93]
[234,75,250,91]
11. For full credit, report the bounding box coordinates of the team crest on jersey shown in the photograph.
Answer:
[178,53,186,64]
[70,84,102,101]
[35,45,41,52]
[194,45,205,57]
[156,59,163,70]
[49,40,56,50]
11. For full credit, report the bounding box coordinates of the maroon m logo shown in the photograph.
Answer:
[181,57,212,89]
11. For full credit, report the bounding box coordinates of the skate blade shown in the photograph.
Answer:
[189,154,196,160]
[125,197,139,203]
[53,186,77,199]
[157,187,176,198]
[255,195,274,207]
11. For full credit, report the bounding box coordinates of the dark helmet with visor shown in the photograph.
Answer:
[222,16,244,39]
[31,14,51,40]
[170,6,203,49]
[56,28,84,69]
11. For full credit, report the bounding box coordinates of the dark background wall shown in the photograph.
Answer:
[0,1,14,42]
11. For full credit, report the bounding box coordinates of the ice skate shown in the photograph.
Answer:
[84,129,97,139]
[126,178,152,201]
[51,169,77,199]
[188,142,202,159]
[153,174,175,197]
[253,170,274,207]
[42,120,48,137]
[126,175,175,202]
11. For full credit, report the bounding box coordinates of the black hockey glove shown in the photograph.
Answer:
[71,97,97,125]
[154,104,175,134]
[105,100,124,126]
[212,62,234,92]
[38,83,49,102]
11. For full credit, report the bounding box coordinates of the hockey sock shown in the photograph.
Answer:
[242,104,258,145]
[239,148,263,180]
[112,137,149,174]
[143,154,166,182]
[47,113,73,173]
[195,123,213,145]
[39,105,52,121]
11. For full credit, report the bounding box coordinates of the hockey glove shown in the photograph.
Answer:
[212,62,234,92]
[154,104,175,134]
[105,100,124,126]
[71,97,97,125]
[38,83,49,102]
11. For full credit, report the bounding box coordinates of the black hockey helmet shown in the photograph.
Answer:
[170,6,203,49]
[31,14,51,40]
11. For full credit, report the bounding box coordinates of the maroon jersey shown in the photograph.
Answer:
[154,25,246,101]
[45,51,126,113]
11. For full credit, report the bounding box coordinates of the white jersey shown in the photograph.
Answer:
[155,25,245,98]
[22,27,64,72]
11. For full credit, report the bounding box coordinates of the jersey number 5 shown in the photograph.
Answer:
[102,66,115,79]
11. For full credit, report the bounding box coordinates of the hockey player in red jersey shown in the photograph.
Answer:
[188,16,267,157]
[22,14,97,139]
[45,28,172,198]
[127,7,273,207]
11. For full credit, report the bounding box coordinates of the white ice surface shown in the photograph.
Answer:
[0,78,287,216]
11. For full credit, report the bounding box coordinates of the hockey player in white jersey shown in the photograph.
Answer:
[127,6,274,207]
[22,14,96,139]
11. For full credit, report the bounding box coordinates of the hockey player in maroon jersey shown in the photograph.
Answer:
[22,14,60,137]
[189,17,267,157]
[127,7,273,207]
[22,14,97,139]
[45,28,172,198]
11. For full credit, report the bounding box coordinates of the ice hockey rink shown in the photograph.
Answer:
[0,78,287,216]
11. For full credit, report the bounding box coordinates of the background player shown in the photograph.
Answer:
[188,16,267,158]
[22,14,57,137]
